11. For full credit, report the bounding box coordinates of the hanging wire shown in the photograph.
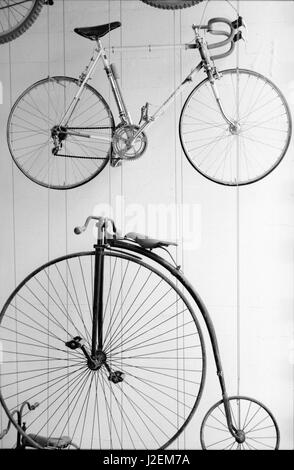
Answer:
[178,6,186,450]
[61,0,70,439]
[7,13,18,450]
[235,0,241,400]
[46,0,51,441]
[171,10,180,450]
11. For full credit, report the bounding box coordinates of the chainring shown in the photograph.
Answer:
[112,125,148,161]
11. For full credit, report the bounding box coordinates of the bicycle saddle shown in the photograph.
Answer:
[125,232,177,249]
[74,21,121,40]
[24,433,72,449]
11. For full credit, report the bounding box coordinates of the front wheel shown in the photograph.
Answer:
[0,250,206,449]
[179,69,292,186]
[7,76,114,190]
[200,396,280,450]
[0,0,45,45]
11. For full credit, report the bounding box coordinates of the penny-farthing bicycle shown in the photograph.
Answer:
[0,217,280,449]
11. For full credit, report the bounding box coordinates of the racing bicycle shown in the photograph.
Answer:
[7,15,292,189]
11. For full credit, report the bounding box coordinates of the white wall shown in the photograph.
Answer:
[0,0,294,449]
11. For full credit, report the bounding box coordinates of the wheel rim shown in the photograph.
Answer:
[141,1,204,10]
[0,251,205,449]
[180,69,292,186]
[7,77,114,190]
[200,396,280,450]
[0,1,42,41]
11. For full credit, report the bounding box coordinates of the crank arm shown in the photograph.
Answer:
[65,336,92,362]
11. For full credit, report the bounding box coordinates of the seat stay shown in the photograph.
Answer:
[59,38,133,130]
[58,48,103,128]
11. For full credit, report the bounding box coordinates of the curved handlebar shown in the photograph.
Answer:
[74,216,117,236]
[206,17,235,50]
[0,401,39,440]
[188,16,244,62]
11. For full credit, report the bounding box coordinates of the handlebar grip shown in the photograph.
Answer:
[74,226,85,235]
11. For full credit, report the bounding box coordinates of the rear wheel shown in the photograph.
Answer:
[200,396,280,450]
[0,0,45,45]
[7,76,114,190]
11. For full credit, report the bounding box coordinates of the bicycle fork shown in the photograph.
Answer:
[65,217,124,384]
[198,38,239,133]
[206,318,244,443]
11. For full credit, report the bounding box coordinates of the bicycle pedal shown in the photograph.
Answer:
[108,370,125,383]
[65,336,84,350]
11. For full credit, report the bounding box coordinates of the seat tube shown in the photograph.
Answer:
[98,39,132,124]
[91,221,105,355]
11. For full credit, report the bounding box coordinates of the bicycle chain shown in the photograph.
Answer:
[54,126,113,159]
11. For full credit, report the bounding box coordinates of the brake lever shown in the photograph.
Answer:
[231,16,248,32]
[233,31,245,43]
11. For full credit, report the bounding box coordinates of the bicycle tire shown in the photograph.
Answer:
[0,247,206,449]
[7,76,114,190]
[141,0,204,10]
[200,396,280,450]
[0,0,45,45]
[179,68,292,186]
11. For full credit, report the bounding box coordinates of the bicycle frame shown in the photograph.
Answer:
[80,215,239,441]
[58,30,235,146]
[107,237,238,439]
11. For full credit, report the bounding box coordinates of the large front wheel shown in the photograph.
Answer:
[7,76,114,190]
[179,69,292,186]
[0,250,206,449]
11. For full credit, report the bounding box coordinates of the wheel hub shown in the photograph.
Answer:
[51,125,67,141]
[87,350,107,371]
[229,122,241,135]
[235,429,245,444]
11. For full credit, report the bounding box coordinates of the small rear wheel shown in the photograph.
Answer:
[200,396,280,450]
